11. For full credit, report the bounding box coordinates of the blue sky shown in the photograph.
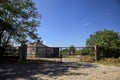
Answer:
[34,0,120,47]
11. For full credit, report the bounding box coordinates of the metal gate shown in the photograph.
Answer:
[26,46,95,62]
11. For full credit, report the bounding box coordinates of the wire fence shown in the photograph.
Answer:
[1,45,120,62]
[1,47,19,56]
[25,47,95,62]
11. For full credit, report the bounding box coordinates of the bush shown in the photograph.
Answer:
[81,47,94,56]
[97,58,120,66]
[100,47,120,58]
[79,55,95,62]
[118,57,120,63]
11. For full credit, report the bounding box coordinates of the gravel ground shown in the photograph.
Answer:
[0,62,120,80]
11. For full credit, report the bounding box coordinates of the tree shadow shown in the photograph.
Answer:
[0,61,98,80]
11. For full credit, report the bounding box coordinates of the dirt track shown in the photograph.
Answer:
[0,62,120,80]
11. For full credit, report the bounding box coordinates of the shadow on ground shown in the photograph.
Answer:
[0,60,98,80]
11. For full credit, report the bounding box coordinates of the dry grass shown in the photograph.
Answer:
[1,55,120,67]
[63,55,95,62]
[97,57,120,67]
[79,55,95,62]
[63,55,78,58]
[78,56,120,67]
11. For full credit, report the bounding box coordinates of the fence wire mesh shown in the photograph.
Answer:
[26,47,95,62]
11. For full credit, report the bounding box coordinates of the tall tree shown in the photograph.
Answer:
[69,45,76,54]
[86,29,120,48]
[0,0,41,56]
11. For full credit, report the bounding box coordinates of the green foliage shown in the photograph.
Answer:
[61,45,76,55]
[0,0,41,48]
[69,45,76,54]
[80,47,94,56]
[86,29,120,58]
[100,46,120,58]
[61,48,69,55]
[86,29,120,47]
[76,50,81,54]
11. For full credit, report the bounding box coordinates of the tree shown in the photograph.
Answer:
[69,45,76,54]
[86,29,120,57]
[0,0,41,56]
[61,48,69,55]
[86,29,120,48]
[76,50,81,54]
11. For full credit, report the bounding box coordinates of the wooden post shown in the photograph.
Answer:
[59,48,63,63]
[95,45,100,61]
[22,45,27,61]
[19,45,27,61]
[45,47,47,57]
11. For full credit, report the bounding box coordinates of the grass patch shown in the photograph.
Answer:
[97,57,120,67]
[63,55,79,58]
[63,55,95,62]
[79,55,95,62]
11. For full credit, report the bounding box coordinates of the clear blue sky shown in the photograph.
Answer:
[34,0,120,47]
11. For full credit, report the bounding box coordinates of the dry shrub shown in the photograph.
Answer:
[97,57,120,66]
[79,55,95,62]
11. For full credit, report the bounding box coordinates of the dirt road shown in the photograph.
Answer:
[0,62,120,80]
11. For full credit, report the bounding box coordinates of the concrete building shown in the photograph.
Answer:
[26,42,59,59]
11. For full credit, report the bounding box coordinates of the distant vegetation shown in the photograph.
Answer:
[86,29,120,58]
[86,29,120,48]
[61,45,76,55]
[62,29,120,60]
[61,45,94,56]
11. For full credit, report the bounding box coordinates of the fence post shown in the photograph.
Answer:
[45,47,47,57]
[95,45,100,61]
[19,45,27,61]
[59,47,63,63]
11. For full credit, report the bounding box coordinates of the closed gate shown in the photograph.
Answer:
[22,46,95,62]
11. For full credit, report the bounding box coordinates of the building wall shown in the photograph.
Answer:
[36,47,53,57]
[27,43,36,59]
[26,43,53,58]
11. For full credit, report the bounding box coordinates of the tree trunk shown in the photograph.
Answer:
[0,31,4,57]
[4,32,12,48]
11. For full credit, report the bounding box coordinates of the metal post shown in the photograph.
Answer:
[59,47,63,63]
[95,45,100,61]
